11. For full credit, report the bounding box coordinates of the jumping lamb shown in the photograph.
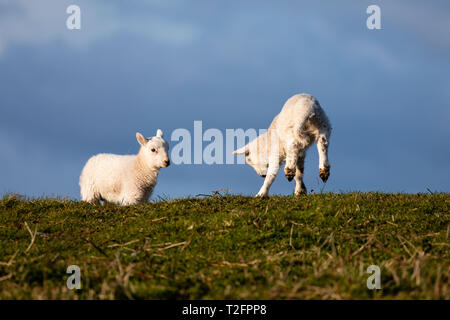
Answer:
[233,94,332,197]
[79,129,170,205]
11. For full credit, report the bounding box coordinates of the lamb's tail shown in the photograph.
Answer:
[292,109,315,149]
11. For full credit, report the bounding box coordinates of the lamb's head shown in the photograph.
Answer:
[233,140,269,178]
[136,130,170,169]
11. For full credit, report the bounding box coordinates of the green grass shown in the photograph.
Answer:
[0,193,448,299]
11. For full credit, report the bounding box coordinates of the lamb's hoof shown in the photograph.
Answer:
[295,182,307,195]
[255,192,269,198]
[285,168,295,182]
[319,167,330,183]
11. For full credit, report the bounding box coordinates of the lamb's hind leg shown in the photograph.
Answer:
[285,118,310,181]
[294,152,307,195]
[284,139,301,181]
[317,132,330,182]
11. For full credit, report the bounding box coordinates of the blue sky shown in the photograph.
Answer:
[0,0,449,199]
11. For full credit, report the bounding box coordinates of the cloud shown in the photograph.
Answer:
[385,0,450,52]
[0,0,200,58]
[1,0,449,198]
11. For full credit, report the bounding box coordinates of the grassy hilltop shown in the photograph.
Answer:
[0,193,448,299]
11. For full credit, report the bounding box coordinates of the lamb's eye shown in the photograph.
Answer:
[151,148,156,152]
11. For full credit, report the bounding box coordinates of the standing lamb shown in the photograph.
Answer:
[79,129,170,205]
[233,94,332,197]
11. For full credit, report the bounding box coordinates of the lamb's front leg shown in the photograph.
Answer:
[255,157,280,197]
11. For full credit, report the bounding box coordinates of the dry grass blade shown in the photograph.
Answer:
[0,250,19,266]
[289,223,295,250]
[24,222,37,253]
[84,238,108,257]
[212,260,260,268]
[158,241,188,251]
[349,238,372,259]
[0,273,13,282]
[397,234,418,258]
[150,217,167,222]
[433,266,442,299]
[107,239,140,248]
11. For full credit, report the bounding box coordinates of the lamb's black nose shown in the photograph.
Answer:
[261,175,266,178]
[164,160,170,167]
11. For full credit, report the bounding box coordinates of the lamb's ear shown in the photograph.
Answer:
[136,132,148,146]
[233,145,249,155]
[156,129,163,138]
